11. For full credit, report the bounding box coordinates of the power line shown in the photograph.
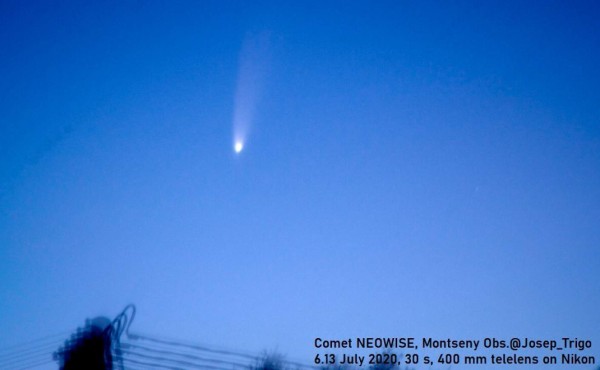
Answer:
[127,333,260,362]
[0,350,55,369]
[6,355,54,370]
[117,354,243,370]
[0,332,69,354]
[120,341,250,368]
[119,347,244,370]
[2,305,319,370]
[125,333,317,370]
[0,341,62,363]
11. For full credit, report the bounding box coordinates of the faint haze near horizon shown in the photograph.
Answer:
[0,1,599,370]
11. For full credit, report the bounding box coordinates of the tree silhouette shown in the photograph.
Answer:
[54,317,113,370]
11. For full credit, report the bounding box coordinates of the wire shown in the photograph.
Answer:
[118,355,187,370]
[0,341,61,363]
[106,304,136,341]
[0,350,54,368]
[15,358,54,370]
[0,332,67,354]
[3,305,316,370]
[6,354,54,370]
[127,333,260,361]
[119,342,250,368]
[124,334,316,370]
[119,347,243,370]
[116,354,244,370]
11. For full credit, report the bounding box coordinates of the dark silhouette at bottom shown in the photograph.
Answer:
[54,317,114,370]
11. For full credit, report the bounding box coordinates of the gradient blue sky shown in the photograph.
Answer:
[1,1,599,369]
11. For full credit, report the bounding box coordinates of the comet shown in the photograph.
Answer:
[232,32,270,154]
[234,141,244,153]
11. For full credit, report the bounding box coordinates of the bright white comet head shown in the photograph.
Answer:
[234,141,244,153]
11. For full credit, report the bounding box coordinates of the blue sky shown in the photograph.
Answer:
[1,1,599,369]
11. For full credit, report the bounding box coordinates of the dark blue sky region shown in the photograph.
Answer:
[1,2,599,369]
